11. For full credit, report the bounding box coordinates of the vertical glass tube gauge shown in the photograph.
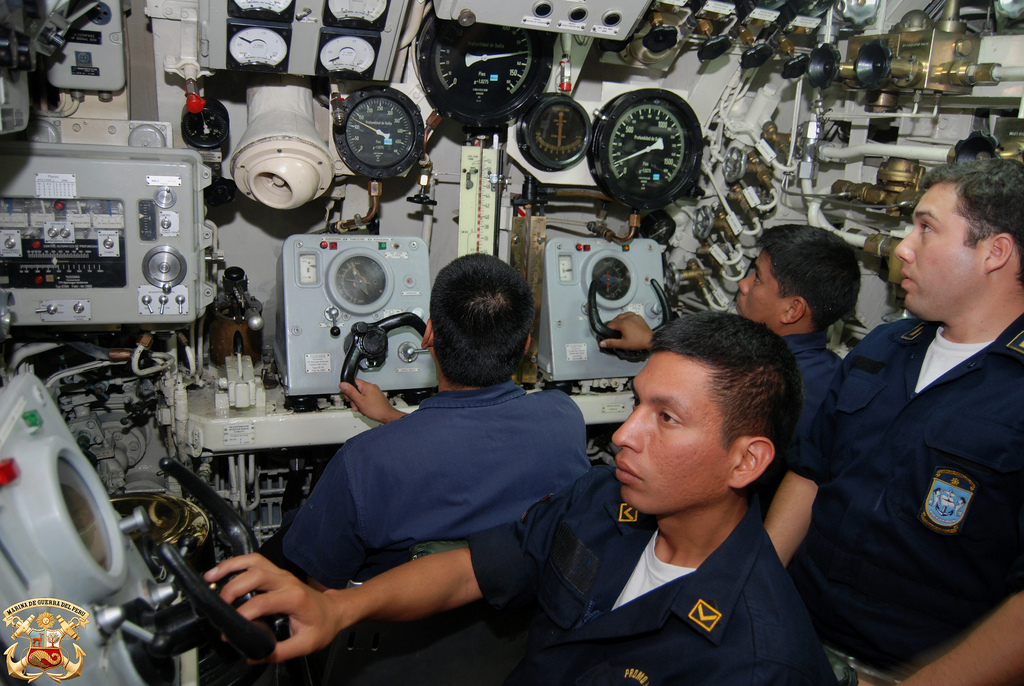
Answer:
[516,93,592,172]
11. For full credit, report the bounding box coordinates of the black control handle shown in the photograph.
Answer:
[587,278,671,362]
[156,542,276,661]
[340,312,427,386]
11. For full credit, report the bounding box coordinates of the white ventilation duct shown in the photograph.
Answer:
[230,76,332,210]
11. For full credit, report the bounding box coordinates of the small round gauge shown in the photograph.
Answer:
[327,0,387,22]
[229,0,294,21]
[334,87,425,179]
[318,34,377,75]
[589,89,703,210]
[590,257,632,302]
[227,24,290,71]
[516,93,592,172]
[332,253,389,310]
[180,97,230,150]
[415,15,553,127]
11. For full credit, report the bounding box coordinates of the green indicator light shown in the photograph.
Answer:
[21,410,43,430]
[378,242,387,250]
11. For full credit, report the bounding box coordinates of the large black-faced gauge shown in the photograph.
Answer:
[226,21,291,73]
[316,29,380,77]
[516,93,592,172]
[324,0,388,28]
[415,14,553,128]
[334,87,425,179]
[228,0,294,23]
[590,256,632,303]
[588,89,704,210]
[328,252,392,314]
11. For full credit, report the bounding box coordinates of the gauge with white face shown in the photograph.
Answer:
[228,26,289,67]
[232,0,293,13]
[319,35,376,74]
[327,0,387,22]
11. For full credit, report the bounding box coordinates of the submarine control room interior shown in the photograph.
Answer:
[1,0,1023,683]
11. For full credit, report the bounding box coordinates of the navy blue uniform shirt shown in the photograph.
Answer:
[468,466,837,685]
[789,313,1024,668]
[785,331,842,441]
[284,381,589,587]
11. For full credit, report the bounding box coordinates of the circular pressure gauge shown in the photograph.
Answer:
[229,0,294,22]
[589,89,703,210]
[334,87,425,179]
[415,15,553,128]
[180,97,230,150]
[590,256,632,303]
[227,22,291,72]
[516,93,592,172]
[326,0,387,24]
[317,32,378,76]
[328,252,392,313]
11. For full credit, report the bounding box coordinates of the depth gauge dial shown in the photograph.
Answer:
[415,15,553,128]
[334,87,425,179]
[589,89,703,210]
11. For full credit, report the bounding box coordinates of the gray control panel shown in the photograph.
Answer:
[276,234,436,395]
[539,237,665,381]
[432,0,646,39]
[0,143,213,328]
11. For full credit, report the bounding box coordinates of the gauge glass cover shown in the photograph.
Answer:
[58,456,112,571]
[319,34,376,73]
[517,93,592,172]
[227,24,290,70]
[180,98,230,149]
[589,89,703,210]
[327,0,387,21]
[331,253,390,311]
[590,256,632,303]
[415,15,553,127]
[334,87,425,178]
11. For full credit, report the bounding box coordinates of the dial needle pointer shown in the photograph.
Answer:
[614,137,664,165]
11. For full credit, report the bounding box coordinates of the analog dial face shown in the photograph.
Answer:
[180,99,229,149]
[589,89,703,210]
[608,106,686,197]
[335,89,423,178]
[327,0,387,21]
[228,26,288,66]
[416,16,553,127]
[590,257,631,302]
[518,94,591,171]
[232,0,292,12]
[334,254,387,307]
[319,35,376,73]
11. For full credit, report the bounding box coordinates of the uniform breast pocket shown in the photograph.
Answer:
[833,371,886,416]
[889,414,1024,545]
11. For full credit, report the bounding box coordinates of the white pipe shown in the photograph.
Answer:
[992,65,1024,81]
[420,178,436,246]
[801,179,869,248]
[10,342,63,371]
[45,360,114,388]
[818,143,949,162]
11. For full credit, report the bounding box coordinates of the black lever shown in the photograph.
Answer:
[340,312,428,386]
[587,279,670,362]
